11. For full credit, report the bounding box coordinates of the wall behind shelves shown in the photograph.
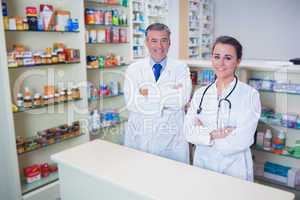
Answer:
[214,0,300,60]
[169,0,300,61]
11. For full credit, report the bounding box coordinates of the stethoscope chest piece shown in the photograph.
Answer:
[197,75,238,115]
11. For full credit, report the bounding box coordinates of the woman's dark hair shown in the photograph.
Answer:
[212,36,243,60]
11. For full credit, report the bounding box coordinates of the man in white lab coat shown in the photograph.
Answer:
[124,23,192,163]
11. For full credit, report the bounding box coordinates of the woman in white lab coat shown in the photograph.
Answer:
[124,23,192,163]
[184,36,261,181]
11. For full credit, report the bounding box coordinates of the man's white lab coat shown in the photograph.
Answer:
[124,58,192,163]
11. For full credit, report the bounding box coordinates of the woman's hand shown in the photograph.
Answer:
[210,127,235,140]
[194,117,203,126]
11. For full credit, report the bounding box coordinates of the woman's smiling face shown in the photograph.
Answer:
[211,43,240,80]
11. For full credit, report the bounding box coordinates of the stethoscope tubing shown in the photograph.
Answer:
[197,75,238,115]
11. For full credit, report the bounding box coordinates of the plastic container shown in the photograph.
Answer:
[263,129,272,151]
[272,130,286,154]
[256,131,265,149]
[261,79,275,91]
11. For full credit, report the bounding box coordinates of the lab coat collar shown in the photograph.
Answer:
[149,57,167,71]
[213,77,238,99]
[146,57,171,84]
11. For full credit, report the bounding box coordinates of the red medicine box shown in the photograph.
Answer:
[24,164,41,183]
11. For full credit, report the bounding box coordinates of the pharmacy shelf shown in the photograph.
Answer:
[1,0,89,199]
[132,10,143,13]
[22,172,58,195]
[88,93,124,103]
[90,116,128,133]
[258,89,300,96]
[255,176,300,192]
[87,63,128,70]
[86,42,129,45]
[133,32,144,36]
[133,44,144,47]
[259,118,300,131]
[132,20,144,24]
[18,133,85,156]
[147,15,165,19]
[85,24,129,28]
[8,61,80,70]
[5,29,79,33]
[84,0,127,7]
[101,116,127,128]
[252,146,300,160]
[14,98,82,114]
[132,0,143,3]
[133,56,145,59]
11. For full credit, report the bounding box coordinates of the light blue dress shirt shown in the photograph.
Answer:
[150,57,167,74]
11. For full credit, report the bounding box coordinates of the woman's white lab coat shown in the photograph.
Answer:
[124,58,192,163]
[184,79,261,180]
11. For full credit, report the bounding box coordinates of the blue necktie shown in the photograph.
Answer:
[153,63,162,82]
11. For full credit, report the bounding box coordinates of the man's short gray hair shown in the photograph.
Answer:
[145,23,171,37]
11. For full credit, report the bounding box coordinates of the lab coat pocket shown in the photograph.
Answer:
[155,121,177,150]
[222,154,248,180]
[126,117,150,151]
[194,146,222,172]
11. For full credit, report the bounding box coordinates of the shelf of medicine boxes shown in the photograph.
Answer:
[17,132,85,156]
[22,170,59,195]
[88,92,124,103]
[86,42,130,44]
[257,118,300,159]
[5,29,80,33]
[13,98,82,114]
[252,145,300,160]
[8,61,81,70]
[255,175,300,192]
[85,24,129,28]
[259,117,300,131]
[84,0,128,7]
[132,20,144,24]
[257,89,300,96]
[89,116,128,134]
[87,63,128,70]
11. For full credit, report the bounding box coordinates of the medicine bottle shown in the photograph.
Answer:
[17,93,24,108]
[263,129,272,151]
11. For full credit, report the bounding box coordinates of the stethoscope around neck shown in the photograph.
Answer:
[196,75,238,128]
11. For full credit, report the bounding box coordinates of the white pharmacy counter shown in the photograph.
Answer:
[51,140,294,200]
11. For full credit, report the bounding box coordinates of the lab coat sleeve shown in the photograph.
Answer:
[159,64,192,110]
[124,64,161,114]
[216,89,261,156]
[184,89,214,146]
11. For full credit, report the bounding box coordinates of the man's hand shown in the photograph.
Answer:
[210,127,235,140]
[139,88,148,97]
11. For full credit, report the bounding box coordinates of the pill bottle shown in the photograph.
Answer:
[263,129,272,151]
